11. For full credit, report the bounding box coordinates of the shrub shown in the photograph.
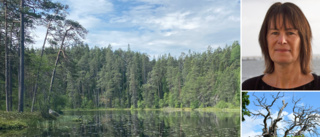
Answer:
[138,100,145,109]
[190,101,199,110]
[175,102,180,108]
[216,100,229,108]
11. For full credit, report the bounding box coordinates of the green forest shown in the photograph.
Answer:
[0,42,240,111]
[0,0,240,113]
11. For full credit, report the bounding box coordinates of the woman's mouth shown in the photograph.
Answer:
[275,49,290,52]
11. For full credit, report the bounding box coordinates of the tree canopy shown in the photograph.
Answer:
[0,41,240,111]
[242,92,250,121]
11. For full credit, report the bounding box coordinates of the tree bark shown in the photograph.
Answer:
[18,0,25,112]
[0,23,2,110]
[8,22,14,111]
[5,0,10,112]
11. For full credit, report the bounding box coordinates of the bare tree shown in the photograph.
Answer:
[251,92,320,137]
[283,97,320,137]
[251,92,287,137]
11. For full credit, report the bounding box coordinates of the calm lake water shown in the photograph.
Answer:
[242,59,320,82]
[1,110,240,137]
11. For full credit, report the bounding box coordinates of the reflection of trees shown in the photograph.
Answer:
[27,110,239,136]
[131,111,139,136]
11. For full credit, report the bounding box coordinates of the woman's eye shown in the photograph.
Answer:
[288,32,295,35]
[271,32,278,35]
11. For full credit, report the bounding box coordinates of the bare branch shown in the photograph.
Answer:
[251,92,320,137]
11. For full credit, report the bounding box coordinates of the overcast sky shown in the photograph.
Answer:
[242,0,320,57]
[242,92,320,137]
[31,0,240,58]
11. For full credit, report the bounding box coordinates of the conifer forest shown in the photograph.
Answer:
[0,0,240,112]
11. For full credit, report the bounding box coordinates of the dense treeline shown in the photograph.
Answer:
[0,41,240,111]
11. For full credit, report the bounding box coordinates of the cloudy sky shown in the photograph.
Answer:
[242,0,320,57]
[242,92,320,137]
[31,0,240,58]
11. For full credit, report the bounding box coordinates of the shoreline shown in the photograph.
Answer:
[0,111,44,130]
[62,107,240,113]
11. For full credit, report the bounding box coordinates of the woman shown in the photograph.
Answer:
[242,2,320,90]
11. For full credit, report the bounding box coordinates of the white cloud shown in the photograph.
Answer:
[147,12,199,30]
[270,111,289,119]
[242,131,262,137]
[66,0,113,16]
[298,103,305,107]
[242,115,263,137]
[54,0,113,30]
[31,0,239,58]
[93,0,238,57]
[30,26,47,48]
[287,113,295,121]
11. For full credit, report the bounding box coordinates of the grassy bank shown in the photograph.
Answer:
[0,111,44,130]
[63,107,240,113]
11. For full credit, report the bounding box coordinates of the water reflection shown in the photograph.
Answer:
[1,110,239,137]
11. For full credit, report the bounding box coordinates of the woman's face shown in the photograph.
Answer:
[267,17,301,65]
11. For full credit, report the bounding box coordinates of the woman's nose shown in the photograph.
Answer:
[277,33,287,44]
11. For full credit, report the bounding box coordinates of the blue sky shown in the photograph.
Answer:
[31,0,240,58]
[242,92,320,137]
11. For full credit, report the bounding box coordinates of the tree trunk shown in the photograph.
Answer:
[31,22,51,112]
[8,22,14,111]
[18,0,25,112]
[18,0,24,112]
[47,28,70,104]
[98,88,100,107]
[8,56,12,111]
[0,23,2,110]
[47,50,61,103]
[118,88,121,108]
[5,0,10,112]
[71,85,74,109]
[96,89,98,108]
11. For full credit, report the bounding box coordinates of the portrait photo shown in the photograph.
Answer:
[242,0,320,90]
